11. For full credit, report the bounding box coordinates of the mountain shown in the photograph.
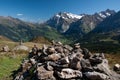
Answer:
[65,9,116,40]
[82,10,120,42]
[78,11,120,53]
[0,16,68,43]
[46,12,83,33]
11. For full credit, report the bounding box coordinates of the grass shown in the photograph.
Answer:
[0,39,45,80]
[0,52,27,80]
[105,53,120,67]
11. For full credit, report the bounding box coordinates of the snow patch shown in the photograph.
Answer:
[99,13,106,18]
[55,12,83,20]
[56,14,61,18]
[106,12,111,16]
[66,12,83,19]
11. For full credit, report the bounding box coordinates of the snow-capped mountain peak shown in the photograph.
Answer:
[65,12,83,19]
[98,9,115,18]
[55,12,83,20]
[99,13,107,18]
[46,9,116,33]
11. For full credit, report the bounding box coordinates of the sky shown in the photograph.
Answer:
[0,0,120,22]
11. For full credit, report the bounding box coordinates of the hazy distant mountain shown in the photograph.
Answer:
[46,12,84,33]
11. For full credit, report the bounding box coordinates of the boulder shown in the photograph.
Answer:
[81,59,93,72]
[82,48,92,59]
[63,45,73,51]
[13,45,29,51]
[57,68,82,79]
[2,45,9,52]
[44,53,61,61]
[30,58,36,65]
[84,71,110,80]
[58,57,70,65]
[45,62,54,71]
[47,47,55,54]
[113,64,120,74]
[90,53,103,65]
[93,59,120,80]
[70,57,82,70]
[37,66,56,80]
[74,43,81,49]
[114,64,120,72]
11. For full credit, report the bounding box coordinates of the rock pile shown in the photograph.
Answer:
[14,42,120,80]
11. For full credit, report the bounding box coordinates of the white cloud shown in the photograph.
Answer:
[17,13,23,16]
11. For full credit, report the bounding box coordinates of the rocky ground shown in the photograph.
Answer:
[13,41,120,80]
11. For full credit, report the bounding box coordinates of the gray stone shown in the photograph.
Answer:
[57,68,82,79]
[58,57,70,65]
[93,59,120,80]
[84,71,110,80]
[90,53,103,65]
[37,66,56,80]
[82,48,92,59]
[2,45,9,52]
[46,62,54,71]
[47,47,55,54]
[63,45,73,51]
[30,58,36,65]
[80,59,93,72]
[113,64,120,72]
[44,53,61,61]
[13,45,29,51]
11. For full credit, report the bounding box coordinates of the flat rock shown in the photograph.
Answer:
[84,71,110,80]
[57,68,82,79]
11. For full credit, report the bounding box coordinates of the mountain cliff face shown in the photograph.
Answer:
[46,9,116,42]
[46,12,83,33]
[65,9,116,39]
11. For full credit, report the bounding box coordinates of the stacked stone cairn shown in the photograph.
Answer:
[14,41,120,80]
